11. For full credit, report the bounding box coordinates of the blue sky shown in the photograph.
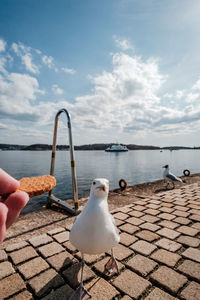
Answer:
[0,0,200,146]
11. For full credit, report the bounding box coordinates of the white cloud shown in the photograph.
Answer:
[114,36,133,51]
[0,39,6,52]
[52,84,64,95]
[185,92,200,103]
[62,67,76,74]
[192,79,200,91]
[12,42,40,74]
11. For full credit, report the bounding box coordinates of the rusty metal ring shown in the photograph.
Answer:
[119,179,127,190]
[183,169,190,176]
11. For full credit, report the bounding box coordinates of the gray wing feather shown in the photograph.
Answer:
[166,173,182,182]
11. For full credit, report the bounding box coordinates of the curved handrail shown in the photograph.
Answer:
[49,108,78,211]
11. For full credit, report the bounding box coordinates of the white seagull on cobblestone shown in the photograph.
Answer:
[163,165,184,188]
[69,178,120,300]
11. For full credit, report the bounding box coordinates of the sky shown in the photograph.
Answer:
[0,0,200,147]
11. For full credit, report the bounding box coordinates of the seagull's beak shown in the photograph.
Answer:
[98,184,106,191]
[162,166,165,168]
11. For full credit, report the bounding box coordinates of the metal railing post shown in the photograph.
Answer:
[48,108,79,214]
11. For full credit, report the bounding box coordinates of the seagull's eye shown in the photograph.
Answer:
[93,181,96,185]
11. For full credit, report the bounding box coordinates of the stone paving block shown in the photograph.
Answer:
[155,238,181,252]
[174,205,190,212]
[189,209,200,215]
[177,259,200,281]
[136,230,160,242]
[85,277,119,299]
[9,246,38,265]
[188,204,200,209]
[134,200,147,206]
[158,220,179,229]
[145,287,178,299]
[0,261,15,279]
[177,235,200,247]
[159,207,175,213]
[146,203,160,209]
[0,249,7,262]
[41,284,74,300]
[113,212,129,220]
[5,241,28,252]
[0,273,26,299]
[114,218,124,227]
[182,247,200,263]
[126,254,157,276]
[180,281,200,300]
[93,256,124,277]
[29,233,53,247]
[173,217,191,225]
[150,249,181,267]
[160,202,174,208]
[141,214,160,223]
[191,222,200,230]
[189,214,200,221]
[150,266,187,293]
[133,205,146,211]
[139,222,161,232]
[29,268,64,297]
[156,228,181,240]
[63,261,95,288]
[10,290,33,300]
[110,243,132,261]
[130,240,157,256]
[113,269,151,299]
[47,227,65,236]
[126,216,145,226]
[53,231,70,243]
[144,208,160,216]
[119,206,133,213]
[75,251,105,264]
[62,240,78,253]
[38,242,65,258]
[47,250,77,271]
[128,210,144,218]
[18,256,49,279]
[120,232,138,246]
[119,223,139,234]
[158,213,176,220]
[177,225,199,236]
[173,210,190,217]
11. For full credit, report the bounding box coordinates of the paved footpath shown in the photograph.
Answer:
[0,183,200,299]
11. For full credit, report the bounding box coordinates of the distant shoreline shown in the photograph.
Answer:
[0,143,199,151]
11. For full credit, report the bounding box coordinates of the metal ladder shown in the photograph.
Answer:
[47,108,79,215]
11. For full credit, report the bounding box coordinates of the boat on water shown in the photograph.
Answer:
[105,144,128,152]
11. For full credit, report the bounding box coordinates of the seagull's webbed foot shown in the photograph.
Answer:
[69,284,91,300]
[104,256,119,275]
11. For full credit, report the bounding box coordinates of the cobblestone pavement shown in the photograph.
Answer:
[0,183,200,299]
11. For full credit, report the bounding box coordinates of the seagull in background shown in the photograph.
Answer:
[163,164,184,188]
[69,178,120,300]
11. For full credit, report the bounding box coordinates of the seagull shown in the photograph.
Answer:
[69,178,120,300]
[162,164,184,188]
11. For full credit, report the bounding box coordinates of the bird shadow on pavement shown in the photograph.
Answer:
[31,254,83,299]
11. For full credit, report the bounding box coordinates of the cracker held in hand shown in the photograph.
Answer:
[19,175,56,197]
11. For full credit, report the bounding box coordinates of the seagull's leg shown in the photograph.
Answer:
[104,248,119,275]
[69,253,91,300]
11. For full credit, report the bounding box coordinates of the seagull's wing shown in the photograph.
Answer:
[167,173,183,182]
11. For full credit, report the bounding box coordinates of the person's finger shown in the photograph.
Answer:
[0,202,8,243]
[4,191,29,228]
[0,168,20,195]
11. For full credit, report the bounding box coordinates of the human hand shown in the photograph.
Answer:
[0,168,29,243]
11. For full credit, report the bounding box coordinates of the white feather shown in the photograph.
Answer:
[69,178,120,254]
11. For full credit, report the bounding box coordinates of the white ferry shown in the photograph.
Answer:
[105,144,128,152]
